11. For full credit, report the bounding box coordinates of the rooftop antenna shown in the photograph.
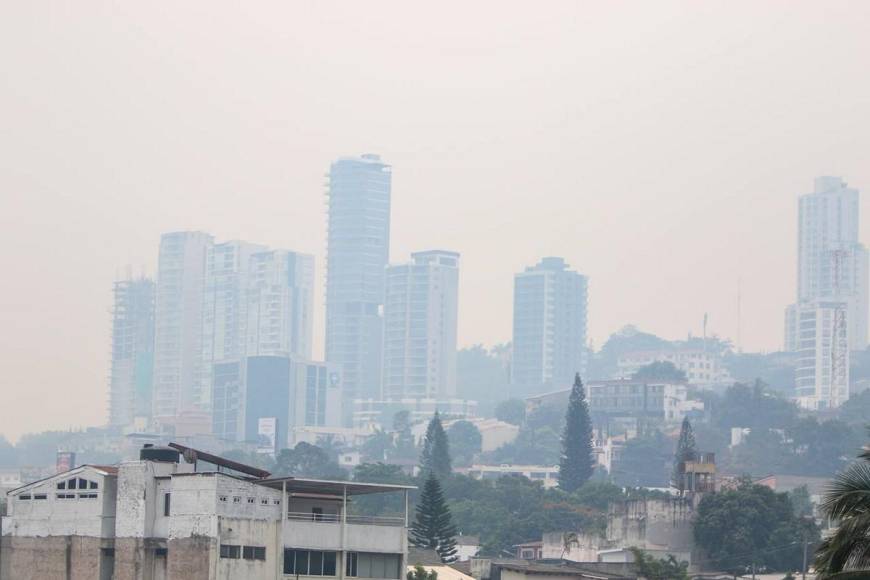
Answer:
[736,278,742,354]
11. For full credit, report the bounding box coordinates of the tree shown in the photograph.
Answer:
[612,431,672,488]
[558,374,594,493]
[411,472,458,562]
[695,479,818,574]
[273,442,345,479]
[633,361,687,382]
[393,411,418,461]
[420,413,452,479]
[814,437,870,577]
[628,547,689,580]
[672,417,698,494]
[361,429,394,462]
[447,421,482,467]
[407,565,438,580]
[495,399,526,426]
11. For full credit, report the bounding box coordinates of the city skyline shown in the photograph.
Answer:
[4,2,870,440]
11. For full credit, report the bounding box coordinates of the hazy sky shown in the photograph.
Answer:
[2,1,870,441]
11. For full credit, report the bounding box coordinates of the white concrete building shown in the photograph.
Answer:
[153,231,214,421]
[352,398,477,430]
[1,444,412,580]
[383,251,460,401]
[463,464,560,489]
[794,299,850,409]
[325,154,392,412]
[787,176,869,351]
[108,277,156,429]
[616,348,731,388]
[511,257,588,395]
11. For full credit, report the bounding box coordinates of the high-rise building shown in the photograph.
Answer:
[108,277,155,428]
[209,249,315,441]
[794,299,850,409]
[246,250,315,359]
[511,257,588,395]
[325,154,392,418]
[152,231,213,420]
[383,250,460,400]
[199,240,266,413]
[786,176,869,351]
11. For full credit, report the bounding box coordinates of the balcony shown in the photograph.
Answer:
[282,513,406,553]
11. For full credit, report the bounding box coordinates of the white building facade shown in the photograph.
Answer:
[383,250,460,400]
[511,257,588,396]
[786,176,869,351]
[325,154,392,417]
[794,300,850,409]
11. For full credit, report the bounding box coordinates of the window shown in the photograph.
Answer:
[90,481,98,490]
[346,552,401,579]
[284,550,337,576]
[155,548,168,557]
[33,494,47,500]
[219,495,228,502]
[163,493,171,516]
[68,479,77,490]
[247,497,256,504]
[273,499,281,505]
[79,493,98,499]
[243,546,266,561]
[57,481,66,490]
[260,498,269,505]
[220,545,241,559]
[18,494,31,501]
[57,493,75,499]
[312,507,324,521]
[232,496,241,504]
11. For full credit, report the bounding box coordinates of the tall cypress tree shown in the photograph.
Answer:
[419,412,452,479]
[672,417,698,495]
[410,472,458,562]
[558,373,595,493]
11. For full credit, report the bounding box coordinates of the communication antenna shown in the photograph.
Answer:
[830,249,849,407]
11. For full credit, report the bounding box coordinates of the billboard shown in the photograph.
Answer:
[56,451,76,474]
[257,417,278,455]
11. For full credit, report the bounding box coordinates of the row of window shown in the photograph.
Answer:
[281,550,401,579]
[57,493,98,500]
[57,478,98,490]
[219,544,267,561]
[218,495,280,506]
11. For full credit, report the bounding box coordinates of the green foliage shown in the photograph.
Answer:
[612,431,671,488]
[222,449,275,471]
[485,426,560,465]
[420,413,452,479]
[361,429,394,462]
[273,442,345,479]
[495,399,526,426]
[628,547,689,580]
[411,473,458,562]
[814,435,870,577]
[446,421,482,467]
[694,480,819,573]
[351,462,412,517]
[446,474,604,556]
[570,481,626,511]
[393,411,419,461]
[456,344,510,414]
[836,389,870,426]
[632,360,687,382]
[672,417,698,493]
[558,374,594,493]
[407,565,437,580]
[788,485,813,519]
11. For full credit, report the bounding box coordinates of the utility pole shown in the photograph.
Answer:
[801,531,810,580]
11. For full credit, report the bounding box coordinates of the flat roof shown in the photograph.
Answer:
[256,476,415,496]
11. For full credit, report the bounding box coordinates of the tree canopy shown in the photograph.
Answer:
[558,374,595,493]
[420,413,452,479]
[410,472,458,562]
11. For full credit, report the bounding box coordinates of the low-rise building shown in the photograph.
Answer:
[463,465,559,489]
[616,347,732,388]
[353,398,478,429]
[1,443,413,580]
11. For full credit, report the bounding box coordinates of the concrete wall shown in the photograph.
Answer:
[607,498,695,554]
[541,532,604,563]
[0,535,108,580]
[282,520,405,553]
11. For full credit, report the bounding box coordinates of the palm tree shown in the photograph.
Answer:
[815,445,870,577]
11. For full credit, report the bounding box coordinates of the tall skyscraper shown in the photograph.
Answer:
[383,250,460,400]
[246,250,315,359]
[786,176,869,350]
[152,231,213,420]
[212,249,315,441]
[199,240,266,412]
[511,257,588,395]
[108,277,155,428]
[325,154,392,417]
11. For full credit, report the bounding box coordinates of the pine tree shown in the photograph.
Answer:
[672,417,698,495]
[410,472,458,563]
[558,373,595,493]
[419,412,452,479]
